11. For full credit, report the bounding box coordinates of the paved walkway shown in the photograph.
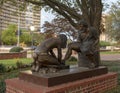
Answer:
[71,54,120,61]
[100,54,120,61]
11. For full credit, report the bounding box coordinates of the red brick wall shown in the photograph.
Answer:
[5,72,118,93]
[0,51,27,60]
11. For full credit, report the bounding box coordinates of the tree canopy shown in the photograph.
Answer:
[1,24,17,45]
[105,1,120,43]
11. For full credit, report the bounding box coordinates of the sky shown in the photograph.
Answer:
[40,9,55,26]
[40,0,118,28]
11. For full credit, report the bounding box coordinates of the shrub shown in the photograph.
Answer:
[100,41,111,47]
[0,64,6,73]
[16,61,24,68]
[1,24,17,45]
[9,46,24,52]
[68,56,77,61]
[6,66,17,72]
[0,81,6,93]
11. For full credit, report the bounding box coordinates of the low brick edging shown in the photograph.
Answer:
[0,51,27,60]
[5,72,118,93]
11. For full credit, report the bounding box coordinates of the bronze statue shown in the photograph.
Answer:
[31,34,67,72]
[63,20,99,68]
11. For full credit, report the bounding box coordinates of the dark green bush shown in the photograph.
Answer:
[0,64,6,73]
[9,46,24,52]
[68,56,77,61]
[16,61,23,68]
[1,24,17,45]
[100,41,111,47]
[0,81,6,93]
[6,66,17,72]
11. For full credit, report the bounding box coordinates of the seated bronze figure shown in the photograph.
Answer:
[31,34,67,72]
[63,20,99,68]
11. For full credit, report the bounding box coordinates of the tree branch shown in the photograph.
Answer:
[89,0,96,26]
[93,0,103,34]
[25,0,44,5]
[44,0,78,28]
[44,0,81,21]
[80,0,90,25]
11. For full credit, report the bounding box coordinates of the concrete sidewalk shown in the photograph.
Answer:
[100,54,120,61]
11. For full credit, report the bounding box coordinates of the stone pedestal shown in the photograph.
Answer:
[19,66,108,87]
[5,66,118,93]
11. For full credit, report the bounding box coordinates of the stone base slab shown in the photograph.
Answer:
[6,72,118,93]
[19,66,108,87]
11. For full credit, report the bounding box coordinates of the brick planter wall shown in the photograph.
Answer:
[0,51,27,59]
[5,72,117,93]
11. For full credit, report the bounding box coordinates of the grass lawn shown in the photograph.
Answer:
[100,51,120,54]
[0,58,33,67]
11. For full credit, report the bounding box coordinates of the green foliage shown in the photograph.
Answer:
[100,41,111,47]
[0,58,32,93]
[6,66,17,72]
[66,56,77,65]
[1,24,35,46]
[0,68,29,93]
[20,32,32,46]
[0,64,6,73]
[68,56,77,61]
[1,24,17,45]
[33,33,45,45]
[16,61,23,68]
[20,30,46,46]
[0,58,32,67]
[0,58,32,73]
[9,46,23,52]
[106,1,120,43]
[0,80,6,93]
